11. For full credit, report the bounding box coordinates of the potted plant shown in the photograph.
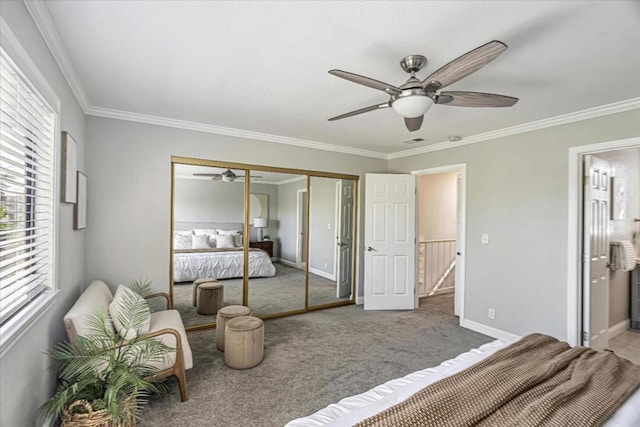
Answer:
[39,281,171,426]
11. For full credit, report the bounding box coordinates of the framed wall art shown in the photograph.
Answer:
[74,172,87,230]
[61,131,78,203]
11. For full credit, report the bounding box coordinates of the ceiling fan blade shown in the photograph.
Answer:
[193,173,221,177]
[404,116,423,132]
[421,40,508,89]
[329,70,401,95]
[328,103,389,121]
[437,91,518,107]
[211,176,222,181]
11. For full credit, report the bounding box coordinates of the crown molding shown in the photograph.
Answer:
[387,98,640,160]
[86,105,388,159]
[23,0,90,113]
[23,0,638,161]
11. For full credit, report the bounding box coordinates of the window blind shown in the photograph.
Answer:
[0,48,56,326]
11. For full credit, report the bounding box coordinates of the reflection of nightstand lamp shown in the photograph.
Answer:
[253,218,267,241]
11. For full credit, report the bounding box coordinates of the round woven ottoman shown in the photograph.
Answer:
[196,282,224,315]
[216,305,251,352]
[192,277,217,306]
[224,316,264,369]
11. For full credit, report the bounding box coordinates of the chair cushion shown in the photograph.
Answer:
[148,310,193,370]
[63,280,115,342]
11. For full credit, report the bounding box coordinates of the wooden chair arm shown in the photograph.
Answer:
[144,292,171,309]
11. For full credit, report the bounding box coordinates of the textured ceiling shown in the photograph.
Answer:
[44,1,640,154]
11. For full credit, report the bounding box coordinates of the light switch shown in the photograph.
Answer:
[481,233,490,244]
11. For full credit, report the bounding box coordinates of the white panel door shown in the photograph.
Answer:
[582,155,610,350]
[364,174,416,310]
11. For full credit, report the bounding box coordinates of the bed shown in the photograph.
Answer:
[173,247,276,282]
[286,334,640,427]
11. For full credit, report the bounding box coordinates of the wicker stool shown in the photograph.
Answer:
[224,316,264,369]
[192,277,217,306]
[196,282,224,315]
[216,305,251,352]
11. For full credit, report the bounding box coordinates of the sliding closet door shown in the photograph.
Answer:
[171,164,246,329]
[247,171,306,317]
[307,177,356,307]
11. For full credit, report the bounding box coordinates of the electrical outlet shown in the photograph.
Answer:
[488,308,495,320]
[323,262,328,268]
[327,222,331,230]
[481,233,490,244]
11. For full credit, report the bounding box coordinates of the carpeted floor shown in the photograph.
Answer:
[175,262,350,328]
[139,293,491,427]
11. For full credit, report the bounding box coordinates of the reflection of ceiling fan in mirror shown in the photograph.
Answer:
[193,169,262,183]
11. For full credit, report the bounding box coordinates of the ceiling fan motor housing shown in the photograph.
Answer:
[400,55,427,74]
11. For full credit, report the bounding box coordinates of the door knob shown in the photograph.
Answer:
[367,246,377,252]
[337,242,347,247]
[457,252,461,256]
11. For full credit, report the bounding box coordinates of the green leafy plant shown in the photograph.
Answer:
[262,235,271,241]
[39,282,171,424]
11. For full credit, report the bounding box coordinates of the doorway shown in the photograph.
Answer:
[412,164,467,318]
[567,137,640,352]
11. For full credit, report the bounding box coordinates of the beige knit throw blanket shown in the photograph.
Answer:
[357,333,640,427]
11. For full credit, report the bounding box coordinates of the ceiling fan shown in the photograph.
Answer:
[328,40,518,132]
[193,169,262,183]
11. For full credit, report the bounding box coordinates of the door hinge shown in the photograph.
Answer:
[582,331,588,342]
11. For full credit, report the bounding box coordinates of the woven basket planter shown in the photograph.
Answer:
[61,400,136,427]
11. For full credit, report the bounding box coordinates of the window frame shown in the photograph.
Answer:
[0,17,60,356]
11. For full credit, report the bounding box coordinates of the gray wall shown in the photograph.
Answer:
[174,178,279,242]
[85,117,385,296]
[0,2,87,426]
[389,109,640,340]
[598,148,640,327]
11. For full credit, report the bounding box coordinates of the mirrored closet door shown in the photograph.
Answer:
[247,171,307,317]
[171,164,247,329]
[170,157,359,331]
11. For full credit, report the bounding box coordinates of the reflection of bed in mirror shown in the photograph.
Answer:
[173,221,276,282]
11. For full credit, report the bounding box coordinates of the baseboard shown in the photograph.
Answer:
[609,319,630,339]
[308,267,335,281]
[279,258,299,269]
[460,319,521,342]
[356,295,363,305]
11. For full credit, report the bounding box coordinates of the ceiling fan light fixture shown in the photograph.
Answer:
[222,175,235,183]
[391,94,433,118]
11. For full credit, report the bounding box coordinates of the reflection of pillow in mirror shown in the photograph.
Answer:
[192,234,210,249]
[233,234,243,247]
[217,229,241,236]
[193,228,216,236]
[207,234,217,248]
[174,232,192,250]
[216,234,234,248]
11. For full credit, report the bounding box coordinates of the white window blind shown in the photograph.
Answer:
[0,48,56,327]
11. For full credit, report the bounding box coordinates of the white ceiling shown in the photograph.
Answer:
[42,1,640,155]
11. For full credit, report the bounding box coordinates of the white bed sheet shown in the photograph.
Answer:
[173,249,275,282]
[285,339,640,427]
